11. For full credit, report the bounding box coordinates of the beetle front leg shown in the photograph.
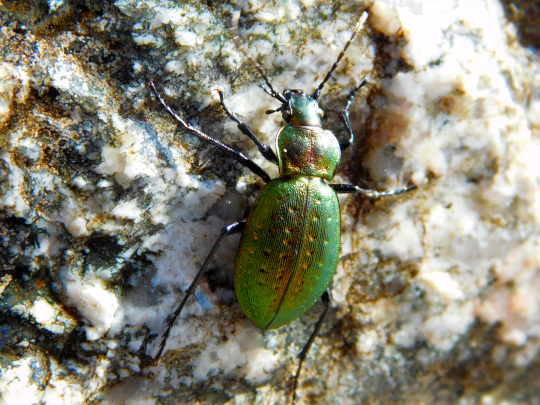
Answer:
[154,220,246,361]
[215,89,279,164]
[330,182,418,198]
[148,82,271,183]
[292,289,332,403]
[338,79,367,151]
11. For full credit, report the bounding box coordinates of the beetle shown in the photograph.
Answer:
[148,12,416,400]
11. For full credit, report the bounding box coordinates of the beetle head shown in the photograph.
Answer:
[278,89,323,127]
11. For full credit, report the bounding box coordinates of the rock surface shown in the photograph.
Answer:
[1,0,539,404]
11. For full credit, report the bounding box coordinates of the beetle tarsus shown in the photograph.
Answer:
[330,183,418,198]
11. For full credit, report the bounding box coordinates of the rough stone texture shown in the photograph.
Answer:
[1,0,539,404]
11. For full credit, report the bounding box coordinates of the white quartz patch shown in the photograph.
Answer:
[0,358,41,405]
[63,272,119,340]
[421,302,475,352]
[111,199,143,221]
[418,271,465,302]
[0,153,30,216]
[29,299,56,325]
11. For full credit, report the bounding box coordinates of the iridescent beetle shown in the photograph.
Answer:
[149,12,416,399]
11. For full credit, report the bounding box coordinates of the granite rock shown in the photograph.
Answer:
[0,0,539,404]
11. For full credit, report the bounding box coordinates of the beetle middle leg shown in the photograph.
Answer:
[330,182,418,197]
[331,76,419,197]
[154,220,246,360]
[292,289,332,403]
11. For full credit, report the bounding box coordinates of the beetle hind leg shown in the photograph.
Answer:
[154,220,246,361]
[291,289,332,403]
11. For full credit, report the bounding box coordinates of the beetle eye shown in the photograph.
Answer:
[281,103,292,121]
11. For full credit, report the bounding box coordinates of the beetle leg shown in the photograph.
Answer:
[154,220,246,361]
[292,289,332,403]
[148,82,271,183]
[337,79,367,151]
[330,182,418,197]
[215,89,279,164]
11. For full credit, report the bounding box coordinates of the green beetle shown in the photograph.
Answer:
[149,13,416,399]
[235,90,342,331]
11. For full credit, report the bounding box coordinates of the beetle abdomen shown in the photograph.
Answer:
[234,176,340,330]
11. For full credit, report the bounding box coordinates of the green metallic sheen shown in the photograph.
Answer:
[234,176,341,329]
[234,90,343,330]
[285,91,323,127]
[277,126,340,181]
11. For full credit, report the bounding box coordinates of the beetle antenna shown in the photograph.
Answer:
[257,82,277,99]
[231,12,286,103]
[312,11,368,100]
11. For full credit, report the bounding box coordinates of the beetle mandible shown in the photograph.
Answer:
[148,11,416,398]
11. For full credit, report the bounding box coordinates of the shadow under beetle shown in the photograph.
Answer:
[149,13,417,401]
